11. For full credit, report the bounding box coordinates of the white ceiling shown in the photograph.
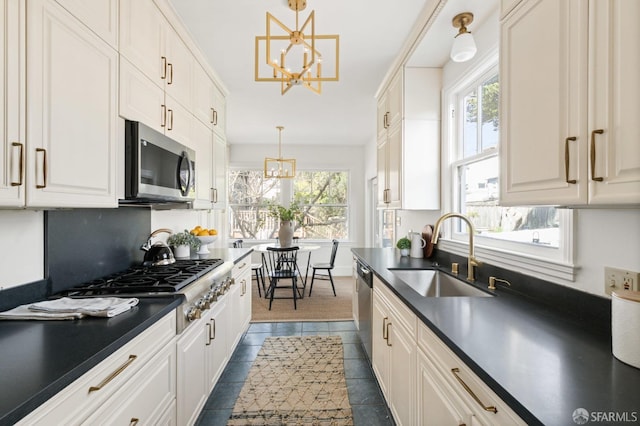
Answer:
[168,0,496,147]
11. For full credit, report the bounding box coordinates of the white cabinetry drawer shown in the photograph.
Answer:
[417,322,525,426]
[18,311,176,425]
[81,341,176,425]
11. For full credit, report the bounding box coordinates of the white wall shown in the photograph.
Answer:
[0,210,44,289]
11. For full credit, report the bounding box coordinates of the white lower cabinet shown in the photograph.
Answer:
[417,322,526,426]
[372,278,417,426]
[82,341,177,425]
[371,278,526,426]
[176,260,252,425]
[17,311,177,425]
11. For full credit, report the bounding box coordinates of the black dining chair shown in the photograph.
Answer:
[308,239,339,297]
[232,239,266,297]
[263,246,300,310]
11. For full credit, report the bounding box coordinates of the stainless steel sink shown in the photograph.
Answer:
[389,270,493,298]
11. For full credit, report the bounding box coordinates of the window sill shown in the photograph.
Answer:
[437,239,578,283]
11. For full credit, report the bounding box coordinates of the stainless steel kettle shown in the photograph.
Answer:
[141,228,175,266]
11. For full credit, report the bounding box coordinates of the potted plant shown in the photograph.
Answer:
[167,229,201,258]
[266,201,303,247]
[396,237,411,256]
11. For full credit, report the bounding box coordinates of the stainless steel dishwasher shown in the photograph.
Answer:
[356,259,373,362]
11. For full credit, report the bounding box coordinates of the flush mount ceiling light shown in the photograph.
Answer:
[264,126,296,178]
[255,0,339,95]
[450,12,477,63]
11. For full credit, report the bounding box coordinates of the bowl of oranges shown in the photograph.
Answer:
[190,226,218,254]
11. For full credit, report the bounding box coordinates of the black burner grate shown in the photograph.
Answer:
[55,258,224,297]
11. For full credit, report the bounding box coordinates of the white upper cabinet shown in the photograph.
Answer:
[55,0,118,48]
[500,0,640,206]
[193,62,227,137]
[0,1,26,207]
[377,67,441,210]
[119,0,195,138]
[26,0,118,208]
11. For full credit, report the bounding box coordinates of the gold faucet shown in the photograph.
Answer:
[431,213,482,281]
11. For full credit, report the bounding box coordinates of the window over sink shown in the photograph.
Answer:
[443,55,575,282]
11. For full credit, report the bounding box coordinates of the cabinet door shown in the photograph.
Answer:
[212,133,228,209]
[176,321,208,426]
[377,95,388,140]
[388,313,416,426]
[499,0,588,206]
[0,0,25,207]
[371,294,391,398]
[26,0,118,208]
[192,63,216,128]
[417,349,469,426]
[119,57,166,134]
[386,123,402,208]
[236,260,252,332]
[164,26,193,111]
[205,300,229,392]
[119,0,165,86]
[376,136,388,207]
[587,0,640,205]
[387,71,403,128]
[191,118,214,209]
[212,84,226,137]
[55,0,117,48]
[164,94,191,145]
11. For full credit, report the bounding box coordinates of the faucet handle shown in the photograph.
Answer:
[470,256,482,267]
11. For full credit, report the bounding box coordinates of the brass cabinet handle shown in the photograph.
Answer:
[167,62,173,85]
[210,318,216,340]
[11,142,24,186]
[212,187,218,203]
[385,322,392,346]
[238,262,248,270]
[213,109,218,126]
[88,355,137,393]
[161,104,167,128]
[564,137,577,184]
[161,56,167,80]
[382,316,389,339]
[167,109,174,131]
[130,418,139,426]
[206,323,212,345]
[35,148,47,189]
[210,108,215,124]
[241,279,247,295]
[451,368,498,413]
[590,129,604,181]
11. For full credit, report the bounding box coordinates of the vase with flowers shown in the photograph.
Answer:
[266,201,303,247]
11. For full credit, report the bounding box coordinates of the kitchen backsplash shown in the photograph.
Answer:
[46,208,150,294]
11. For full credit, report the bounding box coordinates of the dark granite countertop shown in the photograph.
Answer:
[0,248,253,425]
[352,248,640,426]
[0,297,181,425]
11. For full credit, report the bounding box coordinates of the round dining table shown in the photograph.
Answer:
[252,243,321,298]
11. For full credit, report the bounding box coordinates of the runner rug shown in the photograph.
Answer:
[228,335,354,425]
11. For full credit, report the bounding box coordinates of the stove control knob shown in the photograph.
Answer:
[206,290,219,302]
[186,306,201,321]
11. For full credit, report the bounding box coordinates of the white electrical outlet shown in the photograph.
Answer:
[605,267,640,295]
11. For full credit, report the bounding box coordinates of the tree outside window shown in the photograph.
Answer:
[228,170,348,240]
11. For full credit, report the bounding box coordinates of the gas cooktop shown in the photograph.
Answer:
[55,258,224,297]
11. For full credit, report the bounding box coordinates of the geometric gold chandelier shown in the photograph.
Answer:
[264,126,296,178]
[255,0,339,95]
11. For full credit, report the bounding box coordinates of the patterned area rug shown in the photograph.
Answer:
[228,336,354,425]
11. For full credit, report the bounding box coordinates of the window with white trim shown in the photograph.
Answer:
[444,62,574,277]
[228,170,349,240]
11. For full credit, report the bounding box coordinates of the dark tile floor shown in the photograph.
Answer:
[196,321,395,426]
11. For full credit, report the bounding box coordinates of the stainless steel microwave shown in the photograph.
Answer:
[123,120,196,203]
